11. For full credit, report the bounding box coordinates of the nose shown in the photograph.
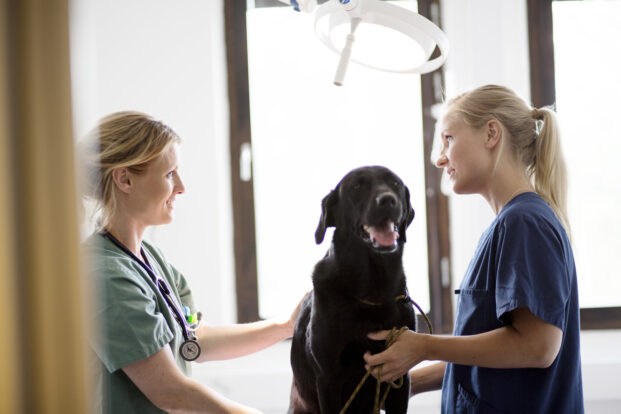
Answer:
[376,192,397,209]
[435,153,448,169]
[175,173,186,195]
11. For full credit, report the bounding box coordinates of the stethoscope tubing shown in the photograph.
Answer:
[100,231,193,342]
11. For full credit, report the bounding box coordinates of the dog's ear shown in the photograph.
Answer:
[315,188,338,244]
[399,185,415,243]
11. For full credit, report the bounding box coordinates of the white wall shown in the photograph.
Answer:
[71,0,621,412]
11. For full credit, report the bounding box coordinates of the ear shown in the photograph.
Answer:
[485,119,502,149]
[399,186,415,243]
[315,188,338,244]
[112,167,132,194]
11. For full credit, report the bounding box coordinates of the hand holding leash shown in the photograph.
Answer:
[364,329,429,383]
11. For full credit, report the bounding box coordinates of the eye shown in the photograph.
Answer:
[445,135,454,143]
[352,177,366,192]
[166,170,176,178]
[383,175,400,188]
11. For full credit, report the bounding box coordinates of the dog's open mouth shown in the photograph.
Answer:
[362,219,399,251]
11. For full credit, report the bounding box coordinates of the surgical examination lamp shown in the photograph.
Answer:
[277,0,449,85]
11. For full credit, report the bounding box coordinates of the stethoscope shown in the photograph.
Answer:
[101,231,202,362]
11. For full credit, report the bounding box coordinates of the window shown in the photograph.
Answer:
[528,0,621,328]
[225,0,453,331]
[247,2,430,319]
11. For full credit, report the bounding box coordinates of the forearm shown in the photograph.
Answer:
[123,347,262,414]
[424,325,557,369]
[162,376,260,414]
[196,318,292,362]
[365,307,562,383]
[409,362,445,396]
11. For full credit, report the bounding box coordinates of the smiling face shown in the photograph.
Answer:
[435,112,493,195]
[127,143,185,227]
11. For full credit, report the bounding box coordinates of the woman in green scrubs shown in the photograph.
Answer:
[80,111,302,414]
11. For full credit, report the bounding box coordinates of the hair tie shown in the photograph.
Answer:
[532,108,543,140]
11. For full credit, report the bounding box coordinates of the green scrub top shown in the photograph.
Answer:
[84,233,197,413]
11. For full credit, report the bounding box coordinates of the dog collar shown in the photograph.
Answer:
[355,294,408,307]
[356,294,433,334]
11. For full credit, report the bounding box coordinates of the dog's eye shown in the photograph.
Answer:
[352,178,366,191]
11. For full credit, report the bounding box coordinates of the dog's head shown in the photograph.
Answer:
[315,166,415,254]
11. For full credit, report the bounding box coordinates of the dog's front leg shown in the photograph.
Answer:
[382,374,410,414]
[315,373,343,414]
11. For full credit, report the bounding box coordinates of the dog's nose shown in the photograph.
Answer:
[376,192,397,208]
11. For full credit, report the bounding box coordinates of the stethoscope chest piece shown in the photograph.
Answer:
[180,339,201,362]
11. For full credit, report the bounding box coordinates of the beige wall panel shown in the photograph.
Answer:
[0,0,23,412]
[8,0,90,412]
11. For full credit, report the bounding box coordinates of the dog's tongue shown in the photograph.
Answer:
[368,221,398,247]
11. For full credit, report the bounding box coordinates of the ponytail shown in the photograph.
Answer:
[529,107,571,237]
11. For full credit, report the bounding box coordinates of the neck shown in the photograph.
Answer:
[480,158,533,215]
[105,215,146,257]
[485,179,533,215]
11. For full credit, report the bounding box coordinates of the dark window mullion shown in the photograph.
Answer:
[527,0,556,108]
[224,0,260,323]
[418,0,453,334]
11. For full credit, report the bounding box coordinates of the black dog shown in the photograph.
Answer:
[289,166,416,414]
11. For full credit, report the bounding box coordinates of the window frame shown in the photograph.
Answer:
[224,0,454,331]
[527,0,621,329]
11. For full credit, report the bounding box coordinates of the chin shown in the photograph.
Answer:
[449,179,468,194]
[452,184,478,196]
[161,214,174,225]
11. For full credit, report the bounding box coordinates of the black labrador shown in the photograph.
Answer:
[289,166,416,414]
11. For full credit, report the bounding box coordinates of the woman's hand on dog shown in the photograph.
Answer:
[363,329,428,383]
[285,291,310,338]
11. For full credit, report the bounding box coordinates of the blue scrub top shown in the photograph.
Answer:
[442,193,584,413]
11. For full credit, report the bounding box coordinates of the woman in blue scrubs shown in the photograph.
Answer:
[363,85,584,413]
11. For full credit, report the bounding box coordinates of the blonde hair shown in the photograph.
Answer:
[77,111,181,229]
[445,85,570,235]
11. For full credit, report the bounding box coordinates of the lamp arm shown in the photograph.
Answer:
[276,0,318,13]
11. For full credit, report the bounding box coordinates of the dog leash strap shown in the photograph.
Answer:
[396,294,433,335]
[339,326,408,414]
[340,297,433,413]
[340,370,371,414]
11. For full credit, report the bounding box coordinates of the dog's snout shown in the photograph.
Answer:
[376,192,398,208]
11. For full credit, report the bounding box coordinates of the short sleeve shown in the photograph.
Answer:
[92,262,174,373]
[494,214,570,329]
[170,264,197,313]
